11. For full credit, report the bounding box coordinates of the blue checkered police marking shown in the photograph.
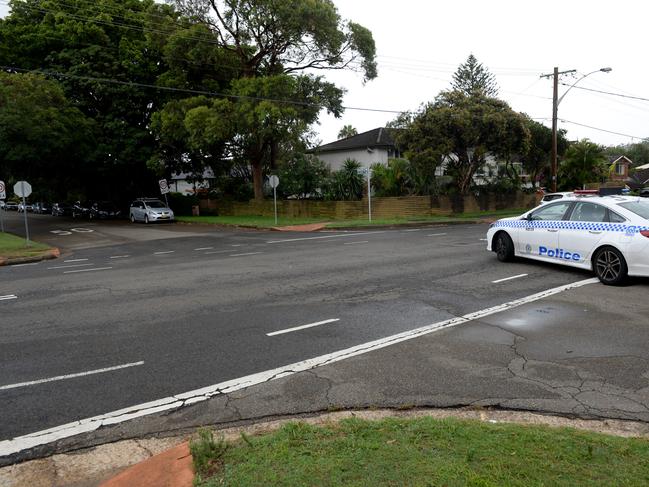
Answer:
[492,220,649,233]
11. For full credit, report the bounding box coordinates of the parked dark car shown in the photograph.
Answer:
[33,202,52,214]
[640,188,649,198]
[52,202,74,216]
[72,201,91,219]
[4,201,19,211]
[89,201,121,219]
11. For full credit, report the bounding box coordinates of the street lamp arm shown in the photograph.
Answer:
[558,68,612,106]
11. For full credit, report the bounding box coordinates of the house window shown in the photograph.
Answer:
[615,163,625,176]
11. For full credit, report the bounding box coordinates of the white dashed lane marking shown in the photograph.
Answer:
[0,361,145,391]
[63,267,113,274]
[343,241,369,245]
[492,273,529,284]
[0,294,17,301]
[64,259,88,263]
[48,263,94,270]
[427,233,447,237]
[229,252,263,257]
[267,318,340,337]
[153,251,175,255]
[109,255,130,259]
[194,247,213,251]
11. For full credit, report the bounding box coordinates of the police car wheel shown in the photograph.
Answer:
[494,232,515,262]
[594,247,627,286]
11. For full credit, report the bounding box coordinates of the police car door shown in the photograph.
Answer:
[559,201,608,265]
[518,201,572,260]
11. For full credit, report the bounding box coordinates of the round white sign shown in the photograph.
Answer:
[14,181,32,198]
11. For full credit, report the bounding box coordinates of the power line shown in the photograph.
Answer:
[559,82,649,103]
[559,119,646,140]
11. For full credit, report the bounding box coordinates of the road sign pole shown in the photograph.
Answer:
[367,167,372,223]
[273,186,278,225]
[0,205,4,233]
[22,193,30,245]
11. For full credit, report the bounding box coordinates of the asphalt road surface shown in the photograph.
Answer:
[1,211,648,461]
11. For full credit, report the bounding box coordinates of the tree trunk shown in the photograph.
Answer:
[252,160,263,201]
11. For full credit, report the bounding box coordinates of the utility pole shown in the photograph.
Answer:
[540,68,576,193]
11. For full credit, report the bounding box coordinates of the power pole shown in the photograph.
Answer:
[540,67,576,192]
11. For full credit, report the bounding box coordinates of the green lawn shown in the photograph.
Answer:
[192,417,649,487]
[0,232,51,259]
[177,208,526,229]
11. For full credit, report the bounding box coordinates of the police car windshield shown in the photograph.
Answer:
[618,201,649,220]
[145,200,166,208]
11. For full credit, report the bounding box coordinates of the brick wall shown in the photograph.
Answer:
[199,193,539,219]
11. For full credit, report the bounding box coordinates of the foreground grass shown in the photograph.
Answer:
[177,208,527,229]
[192,417,649,487]
[0,232,50,259]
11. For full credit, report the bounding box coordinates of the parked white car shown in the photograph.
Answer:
[487,196,649,285]
[129,198,174,223]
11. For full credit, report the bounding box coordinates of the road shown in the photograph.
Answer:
[1,210,648,461]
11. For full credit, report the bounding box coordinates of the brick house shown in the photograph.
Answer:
[608,155,632,182]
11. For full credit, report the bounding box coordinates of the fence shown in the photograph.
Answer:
[199,192,540,219]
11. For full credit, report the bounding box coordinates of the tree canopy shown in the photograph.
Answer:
[451,54,499,98]
[559,139,608,190]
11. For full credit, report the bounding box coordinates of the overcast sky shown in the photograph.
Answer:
[2,0,648,149]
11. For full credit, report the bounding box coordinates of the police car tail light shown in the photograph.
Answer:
[641,230,649,238]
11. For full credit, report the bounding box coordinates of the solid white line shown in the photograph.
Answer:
[48,263,94,270]
[153,251,175,255]
[0,362,144,391]
[427,233,448,237]
[194,247,213,251]
[492,273,529,284]
[63,267,113,274]
[343,241,369,246]
[109,255,130,259]
[231,244,243,247]
[0,278,598,457]
[267,231,385,244]
[229,252,263,257]
[403,228,423,232]
[64,259,88,263]
[267,319,340,337]
[10,262,40,267]
[0,295,17,301]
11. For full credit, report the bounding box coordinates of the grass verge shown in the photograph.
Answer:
[191,417,649,486]
[177,208,527,229]
[0,232,51,260]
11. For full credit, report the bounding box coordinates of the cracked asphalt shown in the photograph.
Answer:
[1,213,648,465]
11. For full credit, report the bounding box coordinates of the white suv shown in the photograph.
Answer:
[129,199,174,223]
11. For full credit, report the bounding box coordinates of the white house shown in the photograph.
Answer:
[170,168,215,194]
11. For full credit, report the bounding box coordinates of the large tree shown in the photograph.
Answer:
[0,0,181,200]
[559,139,608,190]
[397,91,530,195]
[0,72,95,198]
[167,0,377,199]
[451,54,499,98]
[519,118,569,188]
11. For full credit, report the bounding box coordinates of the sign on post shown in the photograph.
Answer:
[14,180,32,244]
[159,179,170,195]
[268,175,280,225]
[0,180,5,233]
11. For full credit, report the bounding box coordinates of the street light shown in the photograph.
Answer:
[542,67,612,192]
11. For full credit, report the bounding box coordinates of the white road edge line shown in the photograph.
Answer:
[64,259,88,263]
[427,233,448,237]
[0,277,599,457]
[229,252,263,257]
[48,263,94,270]
[204,250,230,255]
[10,262,40,267]
[0,294,17,301]
[492,273,529,284]
[153,251,175,255]
[0,362,144,391]
[63,267,113,274]
[109,255,130,259]
[267,231,385,244]
[403,228,423,232]
[343,241,369,246]
[194,247,213,251]
[267,319,340,337]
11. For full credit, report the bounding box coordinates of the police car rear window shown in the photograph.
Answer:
[618,201,649,220]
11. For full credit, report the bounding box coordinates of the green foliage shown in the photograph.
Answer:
[559,139,608,190]
[520,118,569,188]
[371,159,413,196]
[277,154,330,199]
[337,124,357,139]
[190,428,228,482]
[166,192,198,216]
[604,140,649,167]
[451,54,499,98]
[397,91,530,195]
[0,73,95,196]
[324,159,365,200]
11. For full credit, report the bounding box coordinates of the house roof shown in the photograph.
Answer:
[635,163,649,170]
[171,168,215,180]
[608,155,633,165]
[314,127,398,153]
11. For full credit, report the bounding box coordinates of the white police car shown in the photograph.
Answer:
[487,195,649,285]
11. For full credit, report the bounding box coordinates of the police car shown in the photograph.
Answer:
[487,195,649,285]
